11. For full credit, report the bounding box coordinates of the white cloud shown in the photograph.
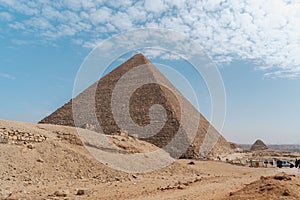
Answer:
[0,12,13,21]
[90,7,112,25]
[42,6,63,20]
[144,0,167,13]
[138,49,183,60]
[63,0,82,11]
[106,0,133,9]
[0,72,16,80]
[0,0,39,16]
[1,0,300,78]
[110,12,133,31]
[127,5,147,24]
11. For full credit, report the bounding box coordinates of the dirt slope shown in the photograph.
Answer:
[226,173,300,200]
[1,119,299,199]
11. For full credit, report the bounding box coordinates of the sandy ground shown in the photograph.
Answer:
[0,119,299,200]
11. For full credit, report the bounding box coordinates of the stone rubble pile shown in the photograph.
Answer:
[54,131,83,146]
[0,127,46,144]
[157,177,202,191]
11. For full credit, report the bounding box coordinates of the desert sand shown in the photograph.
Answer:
[1,119,299,200]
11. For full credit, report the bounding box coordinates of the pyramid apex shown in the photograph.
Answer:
[132,53,147,58]
[130,53,151,64]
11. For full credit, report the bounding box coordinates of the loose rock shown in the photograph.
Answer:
[37,158,44,163]
[53,190,69,197]
[76,189,87,196]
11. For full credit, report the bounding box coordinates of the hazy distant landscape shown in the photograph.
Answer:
[240,144,300,152]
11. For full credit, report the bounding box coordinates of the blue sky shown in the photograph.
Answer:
[0,0,300,144]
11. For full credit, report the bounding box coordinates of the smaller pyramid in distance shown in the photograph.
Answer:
[39,54,232,159]
[229,142,240,149]
[250,139,268,151]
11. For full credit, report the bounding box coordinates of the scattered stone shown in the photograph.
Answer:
[283,189,290,196]
[54,131,83,146]
[157,178,201,192]
[131,134,139,139]
[37,158,44,163]
[274,174,292,181]
[53,190,69,197]
[260,176,267,180]
[118,130,129,137]
[158,185,175,191]
[187,161,195,165]
[194,177,201,182]
[132,174,137,179]
[76,189,87,196]
[80,123,96,131]
[177,185,185,190]
[0,128,46,145]
[0,137,8,144]
[183,182,189,186]
[0,189,12,199]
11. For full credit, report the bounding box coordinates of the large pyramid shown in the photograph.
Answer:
[39,54,232,158]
